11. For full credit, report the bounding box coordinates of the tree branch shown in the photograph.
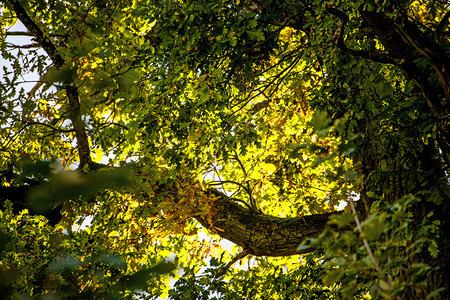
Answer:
[355,9,450,168]
[392,17,450,107]
[1,170,338,257]
[196,189,337,256]
[435,9,450,38]
[5,31,66,37]
[349,197,390,287]
[65,85,93,168]
[5,42,40,49]
[327,7,398,65]
[215,248,251,278]
[6,0,93,168]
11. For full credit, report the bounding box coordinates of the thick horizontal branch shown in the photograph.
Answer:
[1,169,337,257]
[196,189,336,256]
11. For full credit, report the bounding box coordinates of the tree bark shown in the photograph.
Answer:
[0,181,336,256]
[196,189,337,256]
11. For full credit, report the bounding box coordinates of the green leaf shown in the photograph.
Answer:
[427,287,446,299]
[297,243,312,251]
[379,279,392,292]
[328,211,354,227]
[322,269,342,285]
[310,110,331,132]
[121,262,176,290]
[341,279,357,299]
[408,263,431,285]
[49,255,84,273]
[361,213,388,241]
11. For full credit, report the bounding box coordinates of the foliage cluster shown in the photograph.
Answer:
[0,0,449,299]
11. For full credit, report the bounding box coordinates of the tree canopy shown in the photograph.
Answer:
[0,0,449,299]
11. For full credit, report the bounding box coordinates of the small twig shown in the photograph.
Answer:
[5,31,67,37]
[232,152,258,209]
[25,121,74,133]
[208,180,251,208]
[214,249,251,278]
[97,122,129,131]
[211,163,224,186]
[229,197,252,210]
[303,288,311,300]
[5,42,40,48]
[209,180,246,189]
[233,151,248,177]
[349,198,391,289]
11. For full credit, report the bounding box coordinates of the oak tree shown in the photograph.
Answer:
[1,0,449,299]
